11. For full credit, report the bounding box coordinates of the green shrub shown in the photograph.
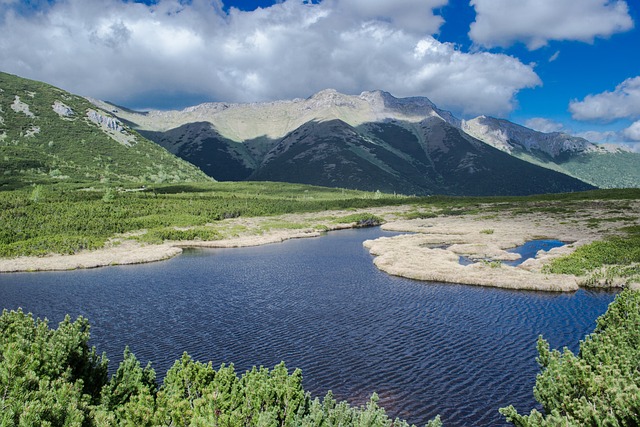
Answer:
[500,289,640,426]
[0,309,442,427]
[334,213,384,227]
[545,236,640,277]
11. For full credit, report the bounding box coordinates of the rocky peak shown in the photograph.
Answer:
[462,115,599,157]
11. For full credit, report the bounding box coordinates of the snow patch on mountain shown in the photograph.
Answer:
[24,126,40,137]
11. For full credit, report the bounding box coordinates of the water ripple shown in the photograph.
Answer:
[0,228,617,427]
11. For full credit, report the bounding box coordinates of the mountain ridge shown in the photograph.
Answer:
[98,88,638,191]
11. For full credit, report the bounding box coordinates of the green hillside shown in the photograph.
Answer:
[0,72,210,188]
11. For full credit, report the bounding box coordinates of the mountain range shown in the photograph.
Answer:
[96,88,639,195]
[2,71,638,195]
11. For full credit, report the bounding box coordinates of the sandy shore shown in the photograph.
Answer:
[1,200,638,292]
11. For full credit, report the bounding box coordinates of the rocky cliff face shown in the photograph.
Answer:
[461,116,607,158]
[94,89,454,142]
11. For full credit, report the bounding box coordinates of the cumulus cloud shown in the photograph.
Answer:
[469,0,634,49]
[335,0,447,34]
[623,120,640,141]
[0,0,540,115]
[569,76,640,121]
[524,117,566,133]
[575,127,640,153]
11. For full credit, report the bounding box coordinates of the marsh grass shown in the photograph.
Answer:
[0,182,404,257]
[2,185,638,258]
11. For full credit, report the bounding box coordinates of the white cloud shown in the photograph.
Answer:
[0,0,541,116]
[623,120,640,141]
[469,0,634,49]
[548,51,560,62]
[334,0,447,34]
[575,127,640,153]
[569,76,640,121]
[524,117,566,133]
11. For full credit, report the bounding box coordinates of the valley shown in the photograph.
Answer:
[1,71,639,427]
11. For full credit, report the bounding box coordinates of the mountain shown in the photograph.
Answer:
[251,118,595,195]
[139,122,259,181]
[462,116,640,188]
[100,90,599,195]
[0,72,210,188]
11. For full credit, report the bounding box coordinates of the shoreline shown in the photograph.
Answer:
[1,202,638,292]
[362,203,640,292]
[0,207,397,273]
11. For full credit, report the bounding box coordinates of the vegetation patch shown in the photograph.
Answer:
[334,213,384,227]
[1,185,638,260]
[500,289,640,426]
[403,210,437,220]
[0,234,103,258]
[137,226,222,245]
[0,308,442,427]
[544,235,640,286]
[0,182,405,257]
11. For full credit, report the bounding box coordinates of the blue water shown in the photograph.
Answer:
[504,240,566,267]
[0,228,616,427]
[459,239,566,267]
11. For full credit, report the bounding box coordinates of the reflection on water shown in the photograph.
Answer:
[459,239,566,267]
[0,228,616,427]
[504,239,566,266]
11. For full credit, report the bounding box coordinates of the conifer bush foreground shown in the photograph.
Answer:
[3,290,639,426]
[500,289,640,426]
[0,309,441,427]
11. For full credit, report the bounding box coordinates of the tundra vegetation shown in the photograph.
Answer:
[1,182,639,425]
[544,225,640,287]
[0,182,640,281]
[0,181,407,258]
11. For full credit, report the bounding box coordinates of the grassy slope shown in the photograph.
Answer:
[510,149,640,189]
[0,72,210,189]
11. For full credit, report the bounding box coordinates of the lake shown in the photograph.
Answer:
[0,227,617,426]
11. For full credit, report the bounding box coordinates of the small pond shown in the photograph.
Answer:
[503,239,566,266]
[459,239,565,267]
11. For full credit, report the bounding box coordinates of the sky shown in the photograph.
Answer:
[1,0,639,149]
